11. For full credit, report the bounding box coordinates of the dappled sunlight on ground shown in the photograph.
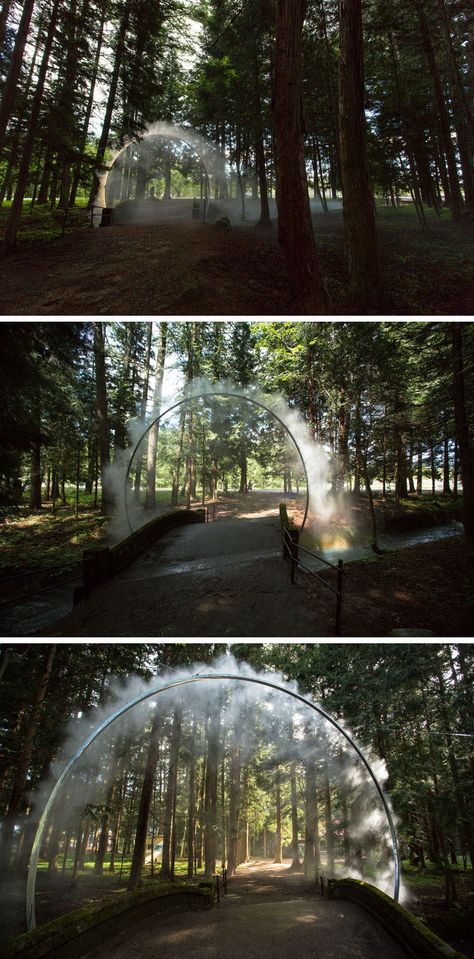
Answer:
[0,506,108,573]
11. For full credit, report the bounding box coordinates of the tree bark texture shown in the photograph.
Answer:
[0,0,36,154]
[451,324,474,542]
[273,0,331,313]
[338,0,388,312]
[3,0,61,253]
[145,322,167,509]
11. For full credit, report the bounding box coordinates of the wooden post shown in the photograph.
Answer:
[290,535,298,584]
[75,440,80,519]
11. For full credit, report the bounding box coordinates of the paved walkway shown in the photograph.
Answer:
[92,861,406,959]
[118,512,282,582]
[47,498,339,636]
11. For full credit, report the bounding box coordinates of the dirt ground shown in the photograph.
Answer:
[0,220,292,315]
[43,526,473,637]
[1,212,473,315]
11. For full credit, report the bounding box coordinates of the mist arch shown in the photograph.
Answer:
[124,390,311,535]
[100,122,227,207]
[26,672,400,930]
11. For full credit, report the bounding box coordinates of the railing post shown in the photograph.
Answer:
[290,535,298,584]
[335,559,343,635]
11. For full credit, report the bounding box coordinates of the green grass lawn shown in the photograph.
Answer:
[36,855,203,882]
[0,197,91,247]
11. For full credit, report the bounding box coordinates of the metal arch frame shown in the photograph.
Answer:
[106,132,215,208]
[26,672,400,931]
[124,391,311,535]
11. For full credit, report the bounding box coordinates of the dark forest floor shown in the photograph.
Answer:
[1,207,472,315]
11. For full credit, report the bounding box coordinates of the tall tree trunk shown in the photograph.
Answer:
[93,323,111,513]
[186,719,196,878]
[160,708,182,881]
[0,0,37,155]
[132,322,152,501]
[0,0,14,53]
[3,0,61,253]
[417,444,423,493]
[323,761,335,876]
[451,324,474,542]
[94,745,121,875]
[273,0,331,313]
[338,0,388,311]
[204,704,220,878]
[69,2,106,207]
[227,732,242,878]
[128,709,161,889]
[304,755,318,878]
[0,646,56,869]
[145,323,168,509]
[88,3,129,207]
[289,761,301,870]
[29,439,42,509]
[417,1,464,220]
[274,767,282,864]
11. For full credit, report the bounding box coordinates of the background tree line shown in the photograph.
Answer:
[0,642,472,917]
[0,320,472,543]
[0,1,472,308]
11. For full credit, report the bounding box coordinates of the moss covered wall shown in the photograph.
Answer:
[328,879,467,959]
[0,882,213,959]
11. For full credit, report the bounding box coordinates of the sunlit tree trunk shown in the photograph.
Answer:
[88,3,129,207]
[274,766,283,863]
[160,708,182,881]
[289,762,300,870]
[145,323,167,509]
[93,322,112,513]
[204,704,220,878]
[187,719,196,878]
[304,756,318,877]
[227,732,242,878]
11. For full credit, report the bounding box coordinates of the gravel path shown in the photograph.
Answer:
[91,860,406,959]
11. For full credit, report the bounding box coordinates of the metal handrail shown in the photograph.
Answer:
[289,539,340,570]
[0,559,81,584]
[282,526,343,635]
[0,572,83,611]
[187,502,217,523]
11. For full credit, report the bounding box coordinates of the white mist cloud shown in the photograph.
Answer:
[104,377,335,540]
[27,652,399,907]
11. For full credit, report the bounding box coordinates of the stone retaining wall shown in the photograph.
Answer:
[328,879,467,959]
[0,882,213,959]
[76,508,206,603]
